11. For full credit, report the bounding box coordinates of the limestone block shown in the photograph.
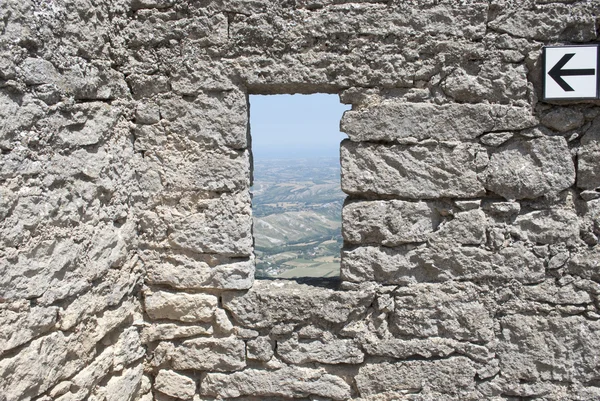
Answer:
[158,89,248,149]
[59,345,115,401]
[432,209,487,245]
[541,108,585,133]
[113,327,145,371]
[247,337,274,362]
[144,290,218,323]
[342,243,544,285]
[442,62,529,103]
[222,280,374,329]
[169,337,246,372]
[0,332,83,401]
[392,283,494,342]
[361,337,492,363]
[485,137,575,200]
[567,247,600,282]
[144,251,254,290]
[0,304,58,356]
[515,208,580,245]
[49,102,122,147]
[200,367,352,400]
[165,192,253,257]
[62,61,130,101]
[498,315,600,383]
[17,57,61,85]
[341,140,488,199]
[142,146,249,193]
[342,200,440,246]
[578,117,600,190]
[154,370,196,400]
[94,364,144,401]
[0,91,46,146]
[488,4,596,42]
[355,357,476,396]
[140,323,213,344]
[341,103,535,143]
[277,336,364,364]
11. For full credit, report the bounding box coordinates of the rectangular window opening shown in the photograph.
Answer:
[249,94,350,280]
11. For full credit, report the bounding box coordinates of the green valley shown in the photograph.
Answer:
[252,158,345,278]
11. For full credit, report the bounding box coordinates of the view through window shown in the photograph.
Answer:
[250,94,350,279]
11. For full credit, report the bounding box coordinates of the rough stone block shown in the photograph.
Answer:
[498,315,600,383]
[578,117,600,190]
[141,146,250,193]
[342,243,544,285]
[488,4,597,42]
[392,283,494,342]
[341,103,536,143]
[169,337,246,372]
[246,336,273,362]
[515,208,580,245]
[140,323,213,344]
[144,251,254,290]
[144,290,218,323]
[341,140,488,199]
[164,192,253,257]
[222,280,374,329]
[277,336,364,364]
[485,136,575,200]
[0,305,58,356]
[432,209,487,245]
[342,200,440,246]
[158,90,248,149]
[200,367,352,400]
[154,370,196,400]
[355,357,476,396]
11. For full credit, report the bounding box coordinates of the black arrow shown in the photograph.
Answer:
[548,53,595,92]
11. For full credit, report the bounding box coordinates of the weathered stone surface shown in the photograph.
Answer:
[247,337,274,362]
[341,103,536,143]
[541,108,585,133]
[355,357,476,396]
[154,370,196,400]
[168,337,246,372]
[200,367,352,400]
[342,200,440,246]
[140,146,250,193]
[140,323,213,344]
[0,332,83,401]
[488,3,597,42]
[222,280,374,329]
[432,209,487,245]
[144,290,218,323]
[277,336,364,364]
[515,208,580,245]
[341,140,488,199]
[164,192,253,257]
[578,117,600,190]
[342,243,544,285]
[498,315,600,383]
[143,251,254,290]
[0,304,58,356]
[392,283,494,342]
[157,89,248,149]
[485,137,575,200]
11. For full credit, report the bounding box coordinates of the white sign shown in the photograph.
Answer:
[543,45,598,100]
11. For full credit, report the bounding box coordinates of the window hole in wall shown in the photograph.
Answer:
[249,93,350,280]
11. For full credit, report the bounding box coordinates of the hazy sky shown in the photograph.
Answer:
[249,94,351,160]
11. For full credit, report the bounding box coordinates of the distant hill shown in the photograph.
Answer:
[252,158,344,278]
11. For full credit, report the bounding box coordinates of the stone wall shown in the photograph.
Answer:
[1,0,599,400]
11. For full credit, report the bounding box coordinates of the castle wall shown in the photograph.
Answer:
[1,0,599,400]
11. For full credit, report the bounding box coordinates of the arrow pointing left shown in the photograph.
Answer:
[548,53,596,92]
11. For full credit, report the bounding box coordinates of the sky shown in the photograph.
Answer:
[249,94,351,160]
